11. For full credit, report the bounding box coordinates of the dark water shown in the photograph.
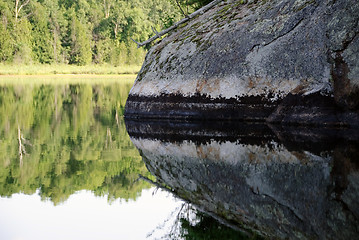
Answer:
[0,80,358,239]
[126,120,359,240]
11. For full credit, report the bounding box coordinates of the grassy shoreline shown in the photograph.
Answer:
[0,64,141,75]
[0,74,137,85]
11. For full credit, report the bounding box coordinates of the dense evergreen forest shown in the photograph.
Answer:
[0,0,211,66]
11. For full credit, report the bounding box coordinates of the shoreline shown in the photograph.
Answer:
[0,64,141,76]
[0,74,137,85]
[0,74,137,77]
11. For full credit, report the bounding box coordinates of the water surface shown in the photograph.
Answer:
[126,120,359,239]
[2,76,358,239]
[0,76,246,240]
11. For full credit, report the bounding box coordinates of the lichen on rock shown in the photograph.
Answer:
[125,0,359,127]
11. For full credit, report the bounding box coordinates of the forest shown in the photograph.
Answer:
[0,0,211,66]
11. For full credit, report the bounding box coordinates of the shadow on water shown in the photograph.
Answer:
[126,119,359,240]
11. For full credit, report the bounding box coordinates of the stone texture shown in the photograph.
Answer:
[125,0,359,126]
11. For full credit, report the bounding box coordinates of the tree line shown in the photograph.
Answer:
[0,0,211,66]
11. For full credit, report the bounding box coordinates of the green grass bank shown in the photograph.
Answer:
[0,64,141,75]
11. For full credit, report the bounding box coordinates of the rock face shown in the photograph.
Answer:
[126,120,359,239]
[125,0,359,126]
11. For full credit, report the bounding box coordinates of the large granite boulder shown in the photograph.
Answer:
[125,0,359,127]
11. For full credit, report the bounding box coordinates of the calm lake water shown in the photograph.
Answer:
[0,76,246,240]
[1,76,358,239]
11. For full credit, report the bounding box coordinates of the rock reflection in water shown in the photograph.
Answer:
[126,120,359,240]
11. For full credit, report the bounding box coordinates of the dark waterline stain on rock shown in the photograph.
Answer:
[125,93,280,121]
[125,92,359,127]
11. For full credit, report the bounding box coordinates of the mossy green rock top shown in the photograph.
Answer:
[125,0,359,126]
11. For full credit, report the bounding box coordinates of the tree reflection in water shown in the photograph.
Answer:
[0,81,151,204]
